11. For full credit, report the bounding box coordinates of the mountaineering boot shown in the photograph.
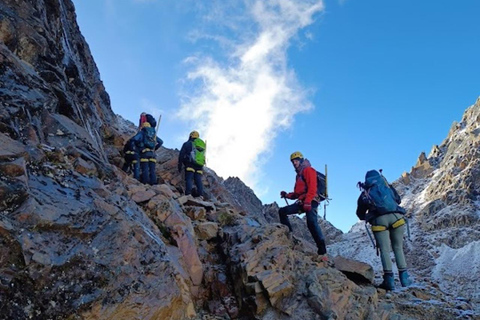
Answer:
[399,270,412,287]
[379,272,395,291]
[317,240,327,255]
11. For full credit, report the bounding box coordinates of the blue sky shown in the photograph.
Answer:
[73,0,480,232]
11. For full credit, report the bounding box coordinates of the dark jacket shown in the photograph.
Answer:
[123,137,139,154]
[178,137,203,170]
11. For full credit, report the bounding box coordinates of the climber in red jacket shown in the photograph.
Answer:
[279,151,327,256]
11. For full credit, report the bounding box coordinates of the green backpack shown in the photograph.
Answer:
[189,138,206,166]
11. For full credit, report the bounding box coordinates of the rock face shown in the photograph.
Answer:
[0,1,478,319]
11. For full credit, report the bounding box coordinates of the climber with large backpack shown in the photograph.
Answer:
[178,130,206,197]
[356,169,412,291]
[131,122,163,185]
[121,136,140,180]
[279,151,327,258]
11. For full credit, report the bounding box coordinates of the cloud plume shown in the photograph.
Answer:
[178,0,324,192]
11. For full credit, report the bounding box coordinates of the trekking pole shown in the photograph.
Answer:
[405,217,411,240]
[365,223,378,254]
[324,164,328,220]
[155,114,162,137]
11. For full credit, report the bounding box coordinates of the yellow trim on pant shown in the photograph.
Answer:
[371,225,387,232]
[372,218,405,232]
[140,158,157,163]
[186,167,203,174]
[392,218,406,229]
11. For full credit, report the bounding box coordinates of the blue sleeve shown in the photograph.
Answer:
[155,137,163,150]
[131,132,143,146]
[178,141,188,163]
[356,194,368,220]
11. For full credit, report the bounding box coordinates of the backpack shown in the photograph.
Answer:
[142,126,156,149]
[359,170,405,215]
[139,113,157,128]
[301,170,328,201]
[189,138,206,166]
[146,114,157,128]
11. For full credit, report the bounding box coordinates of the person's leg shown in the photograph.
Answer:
[278,203,302,232]
[132,154,140,180]
[373,229,393,272]
[194,171,203,197]
[148,159,157,185]
[132,160,140,181]
[372,214,395,290]
[390,224,407,270]
[305,203,326,254]
[390,221,411,286]
[185,169,194,195]
[122,155,131,172]
[372,215,393,272]
[140,158,149,184]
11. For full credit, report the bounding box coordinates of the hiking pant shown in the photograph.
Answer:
[122,151,140,180]
[278,201,326,254]
[371,213,407,272]
[140,150,157,185]
[185,167,203,197]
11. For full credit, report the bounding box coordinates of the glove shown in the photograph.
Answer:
[303,202,312,212]
[280,191,287,198]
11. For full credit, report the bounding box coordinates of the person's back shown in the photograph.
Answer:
[122,137,140,179]
[132,122,163,185]
[356,170,411,290]
[178,131,205,197]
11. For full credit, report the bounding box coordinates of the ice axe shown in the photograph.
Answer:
[155,114,162,137]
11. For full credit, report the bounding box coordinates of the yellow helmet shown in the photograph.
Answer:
[290,151,304,161]
[142,122,151,128]
[189,130,199,139]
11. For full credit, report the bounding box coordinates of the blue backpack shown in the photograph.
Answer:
[360,170,405,215]
[142,126,156,149]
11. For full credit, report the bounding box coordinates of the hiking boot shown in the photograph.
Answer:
[399,270,412,287]
[317,240,327,255]
[379,272,395,291]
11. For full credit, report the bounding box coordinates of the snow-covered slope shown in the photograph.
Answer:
[330,97,480,311]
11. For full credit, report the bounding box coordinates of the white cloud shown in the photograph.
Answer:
[178,0,324,192]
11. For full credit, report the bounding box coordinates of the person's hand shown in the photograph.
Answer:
[280,191,287,198]
[303,202,312,212]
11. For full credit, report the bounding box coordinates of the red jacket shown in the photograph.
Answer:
[290,159,317,204]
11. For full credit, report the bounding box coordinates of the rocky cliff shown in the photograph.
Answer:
[0,0,478,319]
